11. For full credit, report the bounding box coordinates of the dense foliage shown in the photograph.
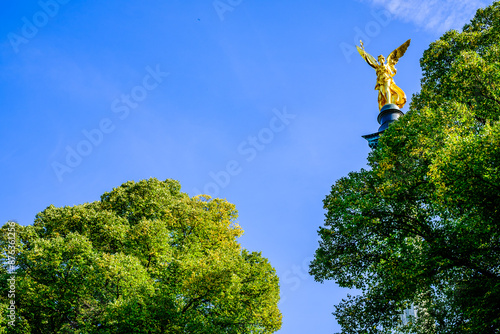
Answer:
[0,178,282,333]
[310,2,500,333]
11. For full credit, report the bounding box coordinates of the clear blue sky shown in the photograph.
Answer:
[0,0,493,332]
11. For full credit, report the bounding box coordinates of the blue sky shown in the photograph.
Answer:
[0,0,493,332]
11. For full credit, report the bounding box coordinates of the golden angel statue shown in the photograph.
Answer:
[356,39,411,110]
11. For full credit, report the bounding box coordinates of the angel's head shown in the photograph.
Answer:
[378,55,385,64]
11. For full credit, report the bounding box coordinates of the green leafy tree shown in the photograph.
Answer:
[310,2,500,333]
[0,178,282,333]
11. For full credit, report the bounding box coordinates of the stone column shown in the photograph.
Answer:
[362,103,404,148]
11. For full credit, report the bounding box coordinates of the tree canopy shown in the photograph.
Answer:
[0,178,282,333]
[310,2,500,333]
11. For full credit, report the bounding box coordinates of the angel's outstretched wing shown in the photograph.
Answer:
[387,39,411,66]
[356,45,378,69]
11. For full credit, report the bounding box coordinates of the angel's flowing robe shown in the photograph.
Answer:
[375,64,406,110]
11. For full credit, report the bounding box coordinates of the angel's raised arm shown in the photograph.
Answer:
[356,45,378,69]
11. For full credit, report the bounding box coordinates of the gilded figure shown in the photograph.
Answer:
[357,39,411,110]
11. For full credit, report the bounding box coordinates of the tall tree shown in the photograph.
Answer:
[0,178,282,333]
[310,2,500,333]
